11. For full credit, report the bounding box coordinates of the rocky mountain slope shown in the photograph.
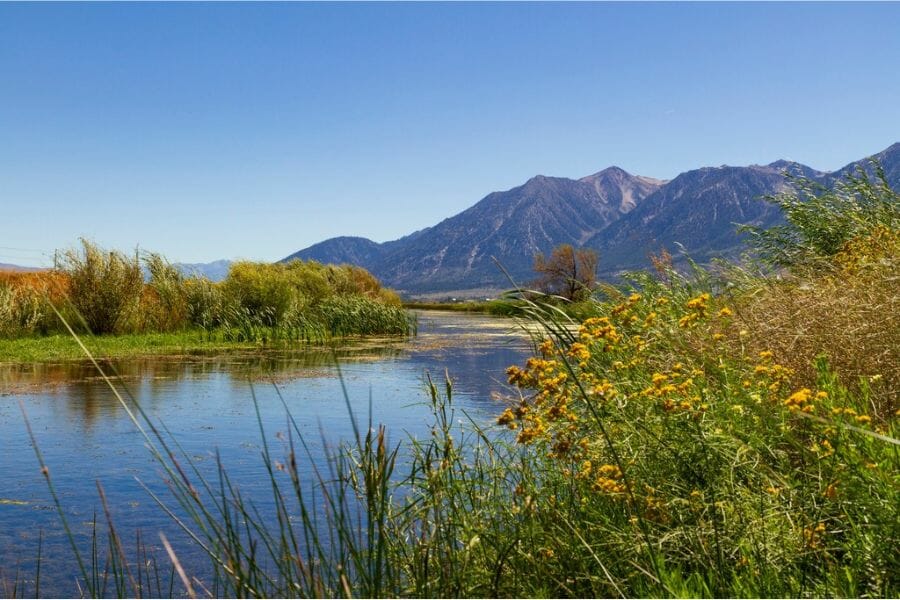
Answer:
[286,167,664,291]
[285,143,899,294]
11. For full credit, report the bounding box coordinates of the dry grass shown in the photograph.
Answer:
[729,227,899,417]
[0,269,69,301]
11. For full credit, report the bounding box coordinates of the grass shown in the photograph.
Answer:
[0,323,416,364]
[0,330,267,363]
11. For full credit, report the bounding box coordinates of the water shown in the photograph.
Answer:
[0,311,531,596]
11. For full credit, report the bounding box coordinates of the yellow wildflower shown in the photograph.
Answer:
[784,388,813,412]
[651,372,669,388]
[538,339,555,357]
[566,342,590,362]
[685,293,710,311]
[497,408,517,428]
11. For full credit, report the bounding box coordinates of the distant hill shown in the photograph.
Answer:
[0,263,45,272]
[285,142,900,295]
[175,260,232,282]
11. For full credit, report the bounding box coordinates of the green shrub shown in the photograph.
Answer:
[184,276,225,329]
[0,282,44,337]
[57,239,144,335]
[316,295,413,336]
[222,261,306,327]
[745,163,900,270]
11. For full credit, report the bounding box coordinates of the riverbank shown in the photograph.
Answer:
[0,328,414,364]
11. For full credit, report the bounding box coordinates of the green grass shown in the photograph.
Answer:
[0,327,409,364]
[0,330,260,362]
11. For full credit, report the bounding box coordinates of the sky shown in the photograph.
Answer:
[2,2,899,268]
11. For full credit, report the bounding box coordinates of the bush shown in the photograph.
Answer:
[56,240,144,335]
[316,295,413,337]
[745,164,900,270]
[221,261,306,327]
[0,270,69,337]
[728,226,898,414]
[495,270,897,596]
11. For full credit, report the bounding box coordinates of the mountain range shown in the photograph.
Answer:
[284,142,900,296]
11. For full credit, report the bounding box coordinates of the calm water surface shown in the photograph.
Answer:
[0,311,531,595]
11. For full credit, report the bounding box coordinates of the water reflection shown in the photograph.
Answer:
[0,311,533,596]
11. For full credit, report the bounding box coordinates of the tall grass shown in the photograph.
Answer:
[58,239,144,335]
[0,243,411,345]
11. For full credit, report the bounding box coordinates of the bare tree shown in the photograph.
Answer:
[533,244,599,301]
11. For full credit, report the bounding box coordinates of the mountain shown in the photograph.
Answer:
[589,144,900,275]
[832,141,900,184]
[579,167,667,214]
[287,167,663,292]
[284,143,900,295]
[587,163,804,272]
[290,237,386,268]
[176,260,232,282]
[0,263,44,272]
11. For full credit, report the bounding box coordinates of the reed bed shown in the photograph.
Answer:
[0,243,412,350]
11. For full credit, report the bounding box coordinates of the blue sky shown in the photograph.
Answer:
[2,2,899,267]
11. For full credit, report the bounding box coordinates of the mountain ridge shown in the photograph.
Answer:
[285,143,900,295]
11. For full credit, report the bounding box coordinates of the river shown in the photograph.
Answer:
[0,311,532,596]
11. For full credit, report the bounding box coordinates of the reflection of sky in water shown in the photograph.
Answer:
[0,311,532,596]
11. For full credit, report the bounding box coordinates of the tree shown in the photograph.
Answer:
[533,244,599,301]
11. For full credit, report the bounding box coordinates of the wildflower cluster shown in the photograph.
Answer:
[679,292,710,328]
[749,350,794,397]
[576,461,626,495]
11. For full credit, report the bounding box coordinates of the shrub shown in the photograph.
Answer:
[496,273,897,596]
[56,240,144,335]
[728,226,898,415]
[0,270,70,337]
[744,164,900,270]
[221,261,306,327]
[316,295,413,337]
[184,276,225,329]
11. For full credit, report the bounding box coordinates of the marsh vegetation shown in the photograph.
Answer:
[0,247,412,360]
